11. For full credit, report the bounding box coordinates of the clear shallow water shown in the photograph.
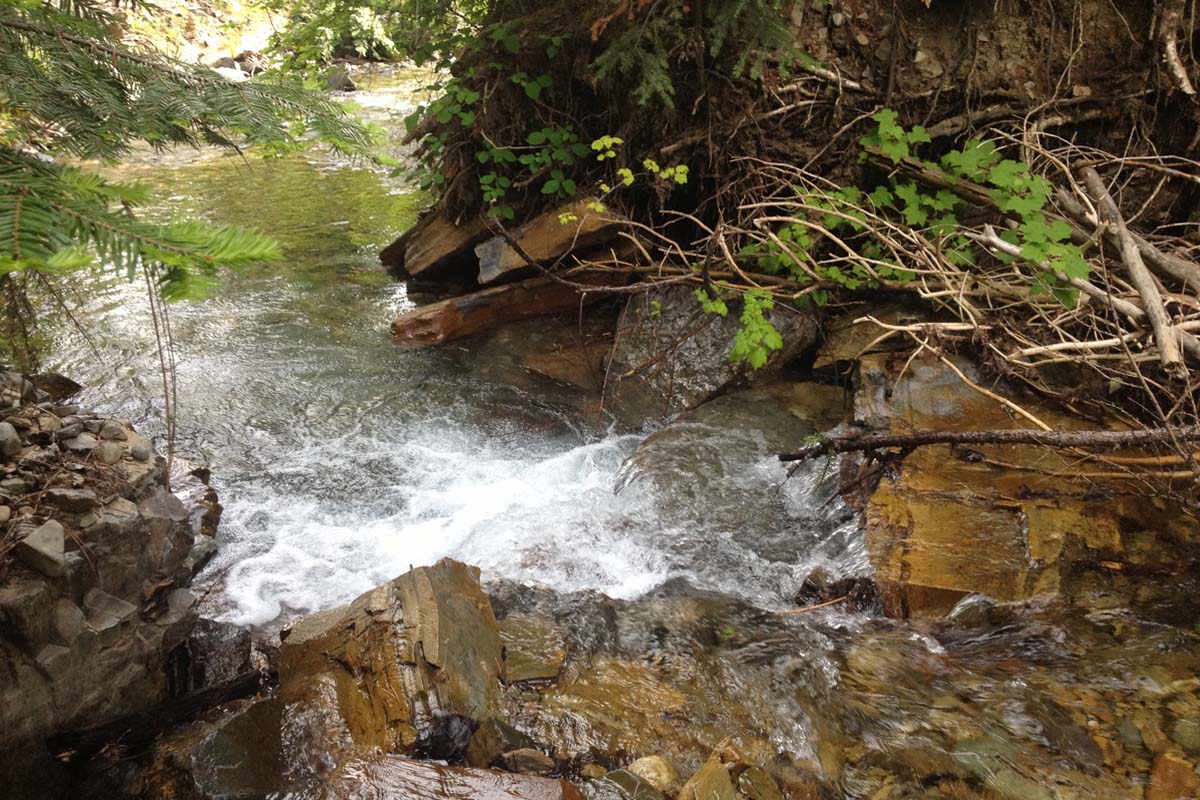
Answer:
[45,70,860,627]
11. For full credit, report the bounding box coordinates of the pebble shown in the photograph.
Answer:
[0,421,21,458]
[96,441,124,465]
[130,442,152,462]
[83,420,102,434]
[99,421,127,441]
[51,404,80,417]
[55,423,83,441]
[0,505,10,524]
[46,487,98,513]
[0,477,28,495]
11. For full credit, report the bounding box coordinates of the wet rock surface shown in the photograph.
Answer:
[603,286,819,427]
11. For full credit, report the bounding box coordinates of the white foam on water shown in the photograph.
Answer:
[210,430,671,626]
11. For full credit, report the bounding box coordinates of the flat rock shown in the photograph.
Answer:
[15,519,65,577]
[46,486,98,512]
[84,588,138,623]
[61,433,97,452]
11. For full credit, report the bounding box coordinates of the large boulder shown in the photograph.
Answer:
[278,558,504,755]
[603,286,818,427]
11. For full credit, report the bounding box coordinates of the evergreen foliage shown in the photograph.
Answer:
[0,0,371,366]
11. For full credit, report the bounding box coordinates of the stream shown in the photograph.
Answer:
[43,67,1200,798]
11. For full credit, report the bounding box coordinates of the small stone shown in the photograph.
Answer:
[581,765,608,780]
[36,644,71,672]
[603,769,668,800]
[99,421,127,440]
[5,415,32,431]
[15,519,66,577]
[0,506,10,524]
[17,505,33,516]
[500,748,556,776]
[627,756,683,797]
[96,441,124,465]
[46,486,98,512]
[84,588,138,623]
[0,421,21,458]
[83,420,102,434]
[61,433,97,452]
[130,442,152,461]
[52,598,85,646]
[188,535,219,576]
[55,423,83,440]
[0,477,28,495]
[51,404,79,417]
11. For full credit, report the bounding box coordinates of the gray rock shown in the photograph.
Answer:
[83,420,102,434]
[500,748,556,776]
[36,644,72,673]
[182,618,252,691]
[5,415,32,431]
[188,534,219,576]
[99,421,127,440]
[0,477,28,495]
[16,519,66,577]
[130,442,152,461]
[55,423,83,440]
[324,67,356,92]
[52,598,86,646]
[0,421,21,458]
[603,285,818,427]
[51,404,79,417]
[61,432,97,452]
[46,486,98,512]
[96,441,124,465]
[84,588,138,623]
[211,56,238,69]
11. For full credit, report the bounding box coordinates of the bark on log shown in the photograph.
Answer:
[1081,167,1186,376]
[779,425,1200,462]
[47,668,275,763]
[474,199,625,285]
[380,211,491,282]
[391,273,608,345]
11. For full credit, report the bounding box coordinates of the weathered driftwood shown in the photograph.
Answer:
[474,199,625,285]
[1081,167,1186,376]
[48,668,275,763]
[778,425,1200,463]
[379,211,491,281]
[391,273,607,345]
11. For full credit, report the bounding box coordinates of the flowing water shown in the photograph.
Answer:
[46,67,863,628]
[44,67,1200,798]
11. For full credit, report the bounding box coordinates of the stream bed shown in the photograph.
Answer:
[43,68,1200,799]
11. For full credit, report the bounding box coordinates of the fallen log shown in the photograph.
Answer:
[778,425,1200,463]
[47,667,275,764]
[474,198,626,285]
[379,211,491,282]
[391,273,608,345]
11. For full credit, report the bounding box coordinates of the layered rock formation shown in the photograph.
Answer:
[0,373,216,795]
